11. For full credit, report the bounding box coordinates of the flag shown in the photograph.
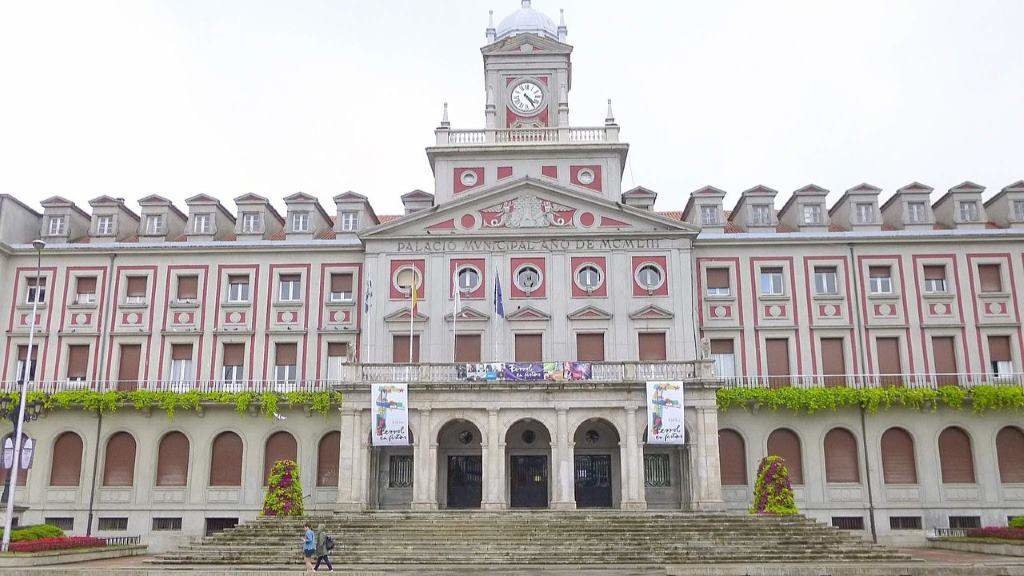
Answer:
[364,279,374,313]
[410,280,418,315]
[452,281,462,316]
[493,271,505,318]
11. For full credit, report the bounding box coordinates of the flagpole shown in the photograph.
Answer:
[452,282,459,364]
[408,286,415,364]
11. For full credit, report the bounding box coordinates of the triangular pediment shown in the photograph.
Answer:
[362,176,700,238]
[234,193,270,204]
[482,33,571,56]
[897,182,934,194]
[567,305,612,321]
[444,306,490,323]
[950,181,985,193]
[505,305,551,322]
[383,307,428,323]
[185,193,220,205]
[629,304,674,321]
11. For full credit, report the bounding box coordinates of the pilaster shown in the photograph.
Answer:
[482,408,504,509]
[621,405,647,510]
[692,406,725,511]
[411,407,437,510]
[551,407,576,510]
[335,407,364,511]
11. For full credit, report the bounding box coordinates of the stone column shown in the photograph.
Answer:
[551,408,576,510]
[621,406,647,510]
[336,407,364,511]
[692,406,725,511]
[482,409,504,509]
[411,408,437,510]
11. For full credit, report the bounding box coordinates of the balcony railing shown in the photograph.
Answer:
[436,125,619,146]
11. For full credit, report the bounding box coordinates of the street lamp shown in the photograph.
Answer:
[2,239,45,551]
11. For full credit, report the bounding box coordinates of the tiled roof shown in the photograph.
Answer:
[379,215,401,223]
[657,210,683,220]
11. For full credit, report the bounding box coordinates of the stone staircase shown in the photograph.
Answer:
[153,511,913,568]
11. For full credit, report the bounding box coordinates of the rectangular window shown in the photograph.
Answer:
[125,276,148,304]
[638,332,667,361]
[453,334,482,363]
[152,517,182,531]
[388,455,414,488]
[340,211,358,231]
[116,344,141,390]
[96,215,113,235]
[291,211,309,232]
[66,345,89,382]
[705,268,730,296]
[923,265,947,293]
[326,342,349,381]
[978,263,1002,293]
[98,517,128,531]
[876,337,902,387]
[643,453,671,487]
[868,266,893,294]
[855,203,875,224]
[1014,200,1024,221]
[831,517,865,531]
[227,275,250,303]
[958,201,979,222]
[221,343,244,384]
[710,339,735,379]
[515,334,543,362]
[907,202,927,223]
[25,277,46,304]
[176,275,199,301]
[750,204,771,226]
[329,273,354,302]
[765,338,791,387]
[576,333,605,362]
[241,212,261,233]
[889,516,923,531]
[813,266,838,295]
[145,214,164,234]
[949,516,981,530]
[278,274,301,302]
[392,335,420,363]
[989,335,1013,377]
[75,276,97,304]
[802,204,822,225]
[699,206,719,225]
[759,267,784,296]
[44,517,74,531]
[169,344,193,383]
[16,345,38,383]
[47,215,66,236]
[274,343,297,383]
[193,213,211,234]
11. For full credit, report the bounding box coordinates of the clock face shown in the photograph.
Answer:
[510,81,544,115]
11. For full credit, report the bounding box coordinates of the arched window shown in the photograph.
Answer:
[264,431,297,484]
[50,432,84,487]
[996,426,1024,483]
[156,432,189,487]
[210,431,243,487]
[938,426,975,483]
[0,434,29,486]
[767,428,803,484]
[718,429,747,485]
[823,428,860,483]
[880,427,917,484]
[102,432,137,486]
[317,432,341,487]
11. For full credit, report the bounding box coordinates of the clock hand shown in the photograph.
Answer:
[524,93,536,105]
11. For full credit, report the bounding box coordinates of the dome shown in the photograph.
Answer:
[495,0,559,41]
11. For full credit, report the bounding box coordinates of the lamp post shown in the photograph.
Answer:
[2,239,45,551]
[0,397,42,503]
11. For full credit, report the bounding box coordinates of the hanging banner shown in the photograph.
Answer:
[646,381,685,444]
[457,362,593,382]
[371,383,409,446]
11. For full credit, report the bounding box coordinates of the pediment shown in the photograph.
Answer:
[897,182,933,194]
[629,304,674,321]
[41,195,75,207]
[234,193,270,204]
[383,307,429,323]
[505,305,551,322]
[362,176,700,238]
[482,33,571,56]
[793,184,829,196]
[567,305,612,321]
[444,306,490,323]
[185,193,220,205]
[138,194,173,206]
[284,191,318,203]
[88,195,123,207]
[1002,180,1024,193]
[950,181,985,193]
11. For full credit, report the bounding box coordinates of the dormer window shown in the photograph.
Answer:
[1014,200,1024,221]
[958,201,979,222]
[291,211,309,233]
[193,213,211,234]
[802,204,822,225]
[145,214,164,234]
[340,211,358,231]
[750,205,771,226]
[699,206,720,226]
[855,203,875,224]
[242,212,261,233]
[907,202,927,224]
[47,215,66,236]
[96,215,113,235]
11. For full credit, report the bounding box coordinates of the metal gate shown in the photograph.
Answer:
[574,454,613,508]
[446,455,482,509]
[510,455,548,508]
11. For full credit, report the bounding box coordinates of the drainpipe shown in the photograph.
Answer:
[847,242,877,543]
[86,252,117,535]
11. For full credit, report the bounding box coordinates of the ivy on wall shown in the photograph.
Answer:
[717,385,1024,415]
[1,390,343,419]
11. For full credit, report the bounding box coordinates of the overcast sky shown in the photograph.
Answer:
[1,0,1022,216]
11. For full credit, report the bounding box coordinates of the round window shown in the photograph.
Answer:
[514,265,542,294]
[577,168,595,185]
[585,429,601,444]
[394,267,422,295]
[458,430,474,445]
[460,170,479,187]
[575,264,603,292]
[521,430,536,445]
[635,263,664,291]
[455,266,481,293]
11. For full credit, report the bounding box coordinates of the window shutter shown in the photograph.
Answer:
[576,333,605,362]
[706,268,730,290]
[710,339,734,355]
[880,428,917,484]
[824,428,860,483]
[875,337,902,387]
[868,266,890,278]
[767,429,803,484]
[932,337,958,385]
[392,335,420,363]
[638,333,667,361]
[210,432,243,486]
[156,432,189,487]
[317,432,341,487]
[76,276,97,294]
[923,265,946,280]
[331,273,353,293]
[327,342,349,358]
[280,274,300,284]
[263,431,297,484]
[126,276,147,297]
[67,345,90,379]
[103,432,137,487]
[515,334,543,362]
[117,344,141,390]
[996,427,1024,484]
[171,344,193,360]
[275,343,297,365]
[17,345,38,361]
[718,429,747,485]
[988,336,1011,363]
[222,343,244,366]
[938,427,975,483]
[49,432,84,487]
[228,274,248,285]
[978,264,1002,292]
[454,334,482,363]
[177,275,198,299]
[765,338,791,387]
[820,338,846,387]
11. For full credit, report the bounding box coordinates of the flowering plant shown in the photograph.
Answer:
[262,459,304,517]
[9,536,106,553]
[750,455,799,515]
[965,527,1024,541]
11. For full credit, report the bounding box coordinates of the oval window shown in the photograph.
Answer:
[575,264,603,292]
[636,264,664,291]
[456,266,481,293]
[515,265,542,293]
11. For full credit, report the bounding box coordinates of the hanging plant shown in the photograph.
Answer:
[262,460,304,517]
[750,455,798,516]
[717,385,1024,415]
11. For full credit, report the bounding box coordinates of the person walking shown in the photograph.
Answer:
[302,522,316,572]
[314,523,334,572]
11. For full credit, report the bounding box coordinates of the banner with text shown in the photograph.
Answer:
[371,383,409,446]
[457,362,592,382]
[646,381,685,444]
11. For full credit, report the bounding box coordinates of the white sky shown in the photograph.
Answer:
[1,0,1022,217]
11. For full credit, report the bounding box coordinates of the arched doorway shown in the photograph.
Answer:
[505,419,550,508]
[437,419,483,509]
[573,418,620,508]
[368,428,414,509]
[643,427,688,509]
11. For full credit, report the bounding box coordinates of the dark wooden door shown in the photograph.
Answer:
[510,455,548,508]
[446,455,482,509]
[574,454,613,508]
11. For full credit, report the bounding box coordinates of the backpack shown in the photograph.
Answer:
[325,535,335,551]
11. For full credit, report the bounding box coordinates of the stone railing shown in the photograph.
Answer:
[436,125,620,146]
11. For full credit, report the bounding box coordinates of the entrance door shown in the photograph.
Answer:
[510,455,548,508]
[575,454,613,508]
[447,455,482,509]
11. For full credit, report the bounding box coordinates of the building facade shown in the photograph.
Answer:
[1,0,1024,551]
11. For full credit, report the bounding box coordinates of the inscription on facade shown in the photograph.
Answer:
[395,238,665,253]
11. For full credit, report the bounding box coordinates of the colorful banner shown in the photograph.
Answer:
[646,381,685,444]
[457,362,592,382]
[371,383,409,446]
[458,363,503,381]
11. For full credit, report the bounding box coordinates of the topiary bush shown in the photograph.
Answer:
[750,455,799,515]
[262,460,304,517]
[10,524,64,542]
